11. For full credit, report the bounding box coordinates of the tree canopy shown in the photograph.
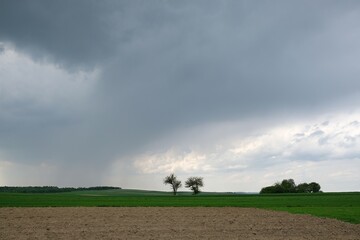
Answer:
[185,176,204,195]
[260,179,321,194]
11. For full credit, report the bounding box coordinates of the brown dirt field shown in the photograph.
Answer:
[1,207,359,239]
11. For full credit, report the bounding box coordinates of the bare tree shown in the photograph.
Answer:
[185,176,204,195]
[164,173,182,195]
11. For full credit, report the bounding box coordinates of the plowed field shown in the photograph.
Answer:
[1,207,359,239]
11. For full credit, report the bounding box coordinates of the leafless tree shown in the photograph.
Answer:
[164,173,182,195]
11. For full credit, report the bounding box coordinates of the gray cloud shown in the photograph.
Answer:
[1,1,360,189]
[0,0,119,69]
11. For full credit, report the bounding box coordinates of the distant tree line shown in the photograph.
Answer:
[260,179,321,194]
[0,186,121,193]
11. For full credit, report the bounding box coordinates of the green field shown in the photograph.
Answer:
[0,189,359,224]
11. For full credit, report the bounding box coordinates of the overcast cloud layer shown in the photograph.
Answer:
[0,1,359,192]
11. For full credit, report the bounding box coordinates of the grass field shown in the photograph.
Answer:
[0,189,359,224]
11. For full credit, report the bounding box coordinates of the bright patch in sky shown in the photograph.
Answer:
[114,112,360,192]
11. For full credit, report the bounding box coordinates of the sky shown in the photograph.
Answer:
[0,0,359,192]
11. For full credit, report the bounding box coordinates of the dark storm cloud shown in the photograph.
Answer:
[0,0,119,69]
[1,0,360,186]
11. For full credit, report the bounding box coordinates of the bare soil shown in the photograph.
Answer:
[1,207,359,239]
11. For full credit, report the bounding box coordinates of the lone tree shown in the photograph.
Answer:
[185,176,204,195]
[164,173,182,195]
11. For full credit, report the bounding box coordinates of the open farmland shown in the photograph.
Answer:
[0,190,359,224]
[1,190,359,239]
